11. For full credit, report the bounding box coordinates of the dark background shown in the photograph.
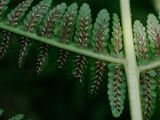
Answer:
[0,0,159,120]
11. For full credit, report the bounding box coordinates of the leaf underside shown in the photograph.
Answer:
[0,0,160,119]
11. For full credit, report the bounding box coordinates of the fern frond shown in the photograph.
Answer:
[0,1,153,119]
[18,0,52,68]
[36,3,67,75]
[140,70,157,120]
[108,14,126,118]
[0,0,11,18]
[73,3,92,84]
[57,3,78,69]
[133,20,148,64]
[88,9,110,97]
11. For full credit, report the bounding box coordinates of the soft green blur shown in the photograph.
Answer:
[152,0,160,12]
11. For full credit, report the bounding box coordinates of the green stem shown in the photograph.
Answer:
[0,22,125,64]
[120,0,143,120]
[139,59,160,72]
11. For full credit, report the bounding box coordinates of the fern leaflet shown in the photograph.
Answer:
[72,3,92,84]
[108,14,126,117]
[88,9,110,97]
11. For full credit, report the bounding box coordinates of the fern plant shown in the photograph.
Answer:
[1,0,160,120]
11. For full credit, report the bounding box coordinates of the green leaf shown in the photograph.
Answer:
[7,0,34,27]
[88,9,110,97]
[24,0,52,32]
[91,9,110,53]
[140,70,157,120]
[0,30,11,59]
[88,59,107,97]
[147,14,160,57]
[58,3,78,43]
[110,13,123,57]
[133,20,148,64]
[39,3,67,37]
[74,3,92,48]
[107,63,126,118]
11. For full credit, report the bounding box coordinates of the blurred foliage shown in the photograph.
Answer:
[0,0,159,120]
